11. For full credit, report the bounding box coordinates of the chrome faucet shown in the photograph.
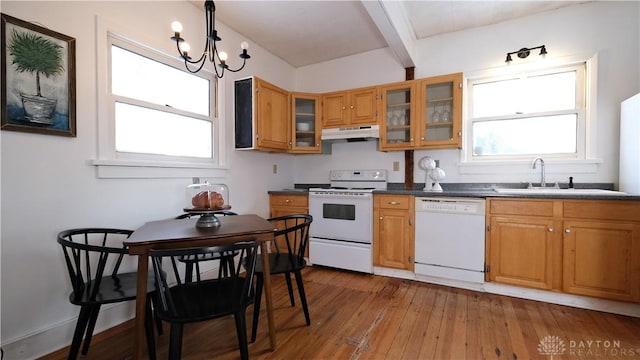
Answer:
[532,157,546,187]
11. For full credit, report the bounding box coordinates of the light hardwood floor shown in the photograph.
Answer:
[41,266,640,359]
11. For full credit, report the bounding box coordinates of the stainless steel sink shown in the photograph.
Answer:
[493,188,627,195]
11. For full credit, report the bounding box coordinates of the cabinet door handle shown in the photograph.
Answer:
[379,216,383,220]
[342,106,346,110]
[284,199,291,203]
[350,105,354,109]
[548,227,554,232]
[565,228,571,233]
[409,219,413,226]
[388,201,399,205]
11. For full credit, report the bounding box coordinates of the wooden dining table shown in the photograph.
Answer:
[125,214,277,359]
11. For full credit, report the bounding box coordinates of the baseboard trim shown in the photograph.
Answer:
[37,320,134,360]
[374,267,640,318]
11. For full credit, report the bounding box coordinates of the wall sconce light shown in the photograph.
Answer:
[505,45,547,63]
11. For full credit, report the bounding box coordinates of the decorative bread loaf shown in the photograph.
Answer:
[191,191,224,209]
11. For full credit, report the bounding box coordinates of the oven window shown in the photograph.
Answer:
[322,203,356,221]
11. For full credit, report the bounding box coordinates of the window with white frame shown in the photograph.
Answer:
[468,63,586,161]
[95,29,222,176]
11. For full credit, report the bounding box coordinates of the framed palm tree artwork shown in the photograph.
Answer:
[1,13,76,137]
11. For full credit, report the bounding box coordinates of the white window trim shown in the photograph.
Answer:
[92,16,227,179]
[459,53,600,174]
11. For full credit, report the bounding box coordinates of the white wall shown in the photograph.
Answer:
[0,1,295,358]
[293,1,640,188]
[1,1,639,358]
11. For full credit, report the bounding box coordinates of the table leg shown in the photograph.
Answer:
[260,241,277,350]
[133,254,149,359]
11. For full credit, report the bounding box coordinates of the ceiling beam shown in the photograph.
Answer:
[361,0,416,68]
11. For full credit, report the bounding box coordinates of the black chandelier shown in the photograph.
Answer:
[505,45,547,63]
[170,0,250,77]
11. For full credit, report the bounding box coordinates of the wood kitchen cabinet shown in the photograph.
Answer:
[322,86,379,128]
[378,73,463,151]
[269,193,309,256]
[562,200,640,302]
[379,81,418,151]
[487,198,562,291]
[235,76,289,152]
[416,73,463,149]
[487,198,640,303]
[373,194,414,271]
[290,93,321,153]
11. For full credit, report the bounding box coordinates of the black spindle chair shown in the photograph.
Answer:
[57,228,157,360]
[248,214,313,342]
[149,241,259,360]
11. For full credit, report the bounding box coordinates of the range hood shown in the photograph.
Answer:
[321,125,380,141]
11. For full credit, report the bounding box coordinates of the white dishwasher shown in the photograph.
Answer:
[414,197,486,284]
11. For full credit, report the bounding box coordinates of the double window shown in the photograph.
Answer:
[95,21,223,178]
[108,36,216,162]
[111,44,214,159]
[467,63,587,161]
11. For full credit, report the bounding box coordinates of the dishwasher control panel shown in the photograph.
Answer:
[416,197,485,215]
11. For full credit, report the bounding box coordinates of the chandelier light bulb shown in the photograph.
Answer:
[171,21,183,33]
[240,41,249,50]
[179,42,190,53]
[219,51,228,62]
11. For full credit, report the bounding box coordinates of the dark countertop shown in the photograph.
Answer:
[269,183,640,201]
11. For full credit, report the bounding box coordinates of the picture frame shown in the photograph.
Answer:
[1,13,76,137]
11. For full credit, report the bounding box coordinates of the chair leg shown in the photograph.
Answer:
[168,323,184,360]
[67,305,92,360]
[145,297,157,360]
[294,270,311,326]
[80,304,101,355]
[284,272,295,306]
[250,274,264,343]
[234,310,250,360]
[149,294,163,335]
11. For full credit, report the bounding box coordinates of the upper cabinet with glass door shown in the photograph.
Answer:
[417,73,463,149]
[379,81,417,151]
[290,93,321,153]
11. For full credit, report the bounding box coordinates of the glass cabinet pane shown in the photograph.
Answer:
[424,82,453,141]
[294,97,316,147]
[384,87,412,145]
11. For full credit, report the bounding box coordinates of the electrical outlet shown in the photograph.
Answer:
[192,177,200,184]
[273,164,277,174]
[393,161,400,171]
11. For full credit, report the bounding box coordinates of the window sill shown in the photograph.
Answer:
[457,158,602,175]
[90,159,228,179]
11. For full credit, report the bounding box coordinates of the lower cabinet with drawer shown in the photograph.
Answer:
[373,194,414,271]
[486,198,640,303]
[269,193,309,256]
